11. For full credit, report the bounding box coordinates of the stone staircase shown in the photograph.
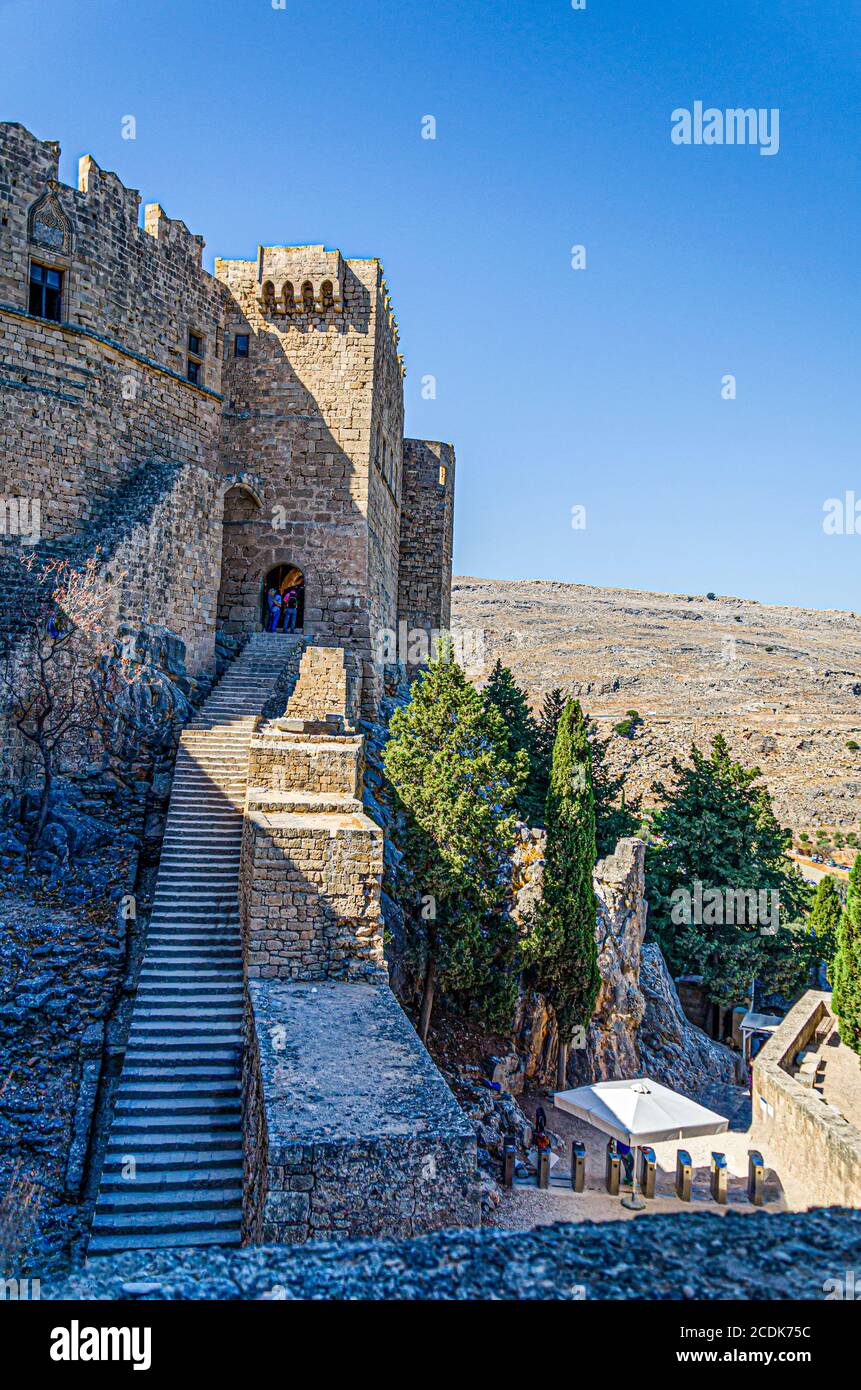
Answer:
[88,632,306,1255]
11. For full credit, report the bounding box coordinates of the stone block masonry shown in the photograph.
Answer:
[240,643,479,1243]
[752,990,861,1210]
[241,651,386,983]
[245,981,480,1244]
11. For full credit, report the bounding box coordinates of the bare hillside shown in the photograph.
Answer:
[451,577,861,829]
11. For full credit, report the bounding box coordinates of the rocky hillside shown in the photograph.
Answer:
[452,577,861,829]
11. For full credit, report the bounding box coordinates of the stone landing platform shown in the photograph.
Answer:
[244,980,480,1244]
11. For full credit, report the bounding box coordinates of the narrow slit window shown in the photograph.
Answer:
[187,330,205,384]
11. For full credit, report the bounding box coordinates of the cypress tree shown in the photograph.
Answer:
[482,660,543,824]
[384,648,527,1040]
[523,698,600,1087]
[809,875,842,972]
[832,855,861,1058]
[646,734,813,1005]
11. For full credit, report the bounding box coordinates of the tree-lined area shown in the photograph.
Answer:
[383,653,857,1056]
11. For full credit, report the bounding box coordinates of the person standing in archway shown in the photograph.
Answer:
[266,586,282,632]
[282,587,298,631]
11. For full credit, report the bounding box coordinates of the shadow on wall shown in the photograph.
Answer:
[215,267,382,675]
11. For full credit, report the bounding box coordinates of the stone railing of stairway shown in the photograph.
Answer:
[88,632,307,1254]
[240,644,479,1245]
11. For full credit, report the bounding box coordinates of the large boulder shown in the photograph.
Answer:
[638,941,741,1100]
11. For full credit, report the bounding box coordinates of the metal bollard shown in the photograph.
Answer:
[747,1150,765,1207]
[502,1135,515,1189]
[638,1145,657,1199]
[537,1147,551,1189]
[570,1141,586,1193]
[605,1139,620,1196]
[675,1149,692,1202]
[710,1152,728,1206]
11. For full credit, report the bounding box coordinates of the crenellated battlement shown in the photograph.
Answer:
[256,244,345,315]
[1,118,454,727]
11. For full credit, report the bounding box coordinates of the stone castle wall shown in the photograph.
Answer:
[214,249,406,710]
[1,121,456,781]
[0,123,224,543]
[397,440,455,668]
[752,991,861,1210]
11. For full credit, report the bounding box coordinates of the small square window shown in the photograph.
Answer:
[188,331,203,357]
[438,464,447,487]
[187,359,202,385]
[234,333,250,358]
[29,262,63,322]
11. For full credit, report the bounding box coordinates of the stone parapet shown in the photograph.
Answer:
[752,990,861,1210]
[240,805,386,983]
[246,980,480,1244]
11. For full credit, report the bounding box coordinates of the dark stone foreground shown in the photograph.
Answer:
[46,1208,861,1300]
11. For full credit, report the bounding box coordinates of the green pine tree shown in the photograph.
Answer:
[482,660,543,824]
[809,875,842,972]
[832,855,861,1057]
[384,647,528,1040]
[646,734,813,1006]
[523,699,600,1087]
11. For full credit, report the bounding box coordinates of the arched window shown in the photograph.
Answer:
[262,280,276,311]
[301,281,314,313]
[282,281,295,313]
[321,280,334,310]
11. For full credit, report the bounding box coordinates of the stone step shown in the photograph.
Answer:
[95,1187,243,1214]
[125,1031,242,1051]
[137,968,242,984]
[134,989,242,1003]
[87,1227,241,1255]
[143,946,241,959]
[122,1044,240,1062]
[114,1096,241,1116]
[122,1058,240,1076]
[109,1113,241,1136]
[90,1205,241,1235]
[98,1164,243,1190]
[104,1138,241,1162]
[148,913,239,926]
[116,1080,240,1098]
[132,1011,246,1023]
[146,930,241,943]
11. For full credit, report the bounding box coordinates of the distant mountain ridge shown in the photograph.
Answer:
[450,576,861,829]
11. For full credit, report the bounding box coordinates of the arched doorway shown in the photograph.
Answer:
[216,477,265,635]
[261,563,305,632]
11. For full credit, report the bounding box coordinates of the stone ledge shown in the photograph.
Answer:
[45,1208,861,1299]
[245,979,479,1243]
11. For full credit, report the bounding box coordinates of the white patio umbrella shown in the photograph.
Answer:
[554,1077,728,1210]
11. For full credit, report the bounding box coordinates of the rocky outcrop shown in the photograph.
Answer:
[638,942,740,1098]
[501,833,739,1101]
[567,838,648,1084]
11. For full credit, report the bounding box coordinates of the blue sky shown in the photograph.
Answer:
[3,0,859,610]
